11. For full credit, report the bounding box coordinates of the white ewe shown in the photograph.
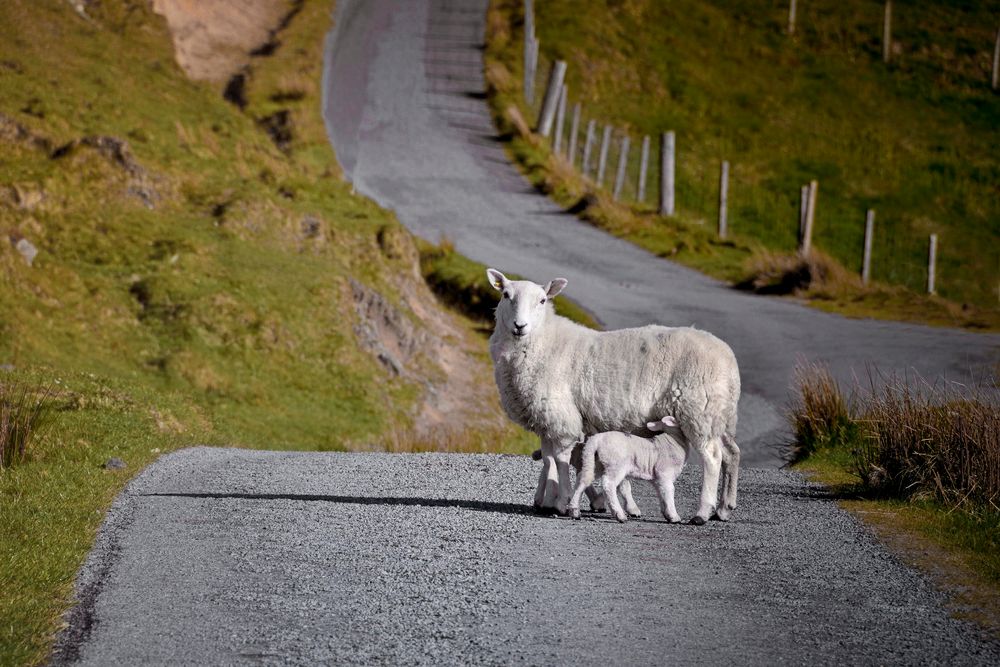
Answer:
[569,416,688,523]
[486,269,740,524]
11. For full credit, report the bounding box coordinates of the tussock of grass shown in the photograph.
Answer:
[788,361,1000,588]
[0,380,50,469]
[485,0,1000,330]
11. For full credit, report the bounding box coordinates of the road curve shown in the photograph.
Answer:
[322,0,998,467]
[53,448,1000,665]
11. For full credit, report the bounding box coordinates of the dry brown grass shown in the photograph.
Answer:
[0,380,50,469]
[738,249,861,297]
[787,360,860,462]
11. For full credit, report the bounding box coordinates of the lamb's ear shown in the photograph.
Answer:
[486,268,508,292]
[661,416,679,427]
[545,278,568,298]
[647,421,665,432]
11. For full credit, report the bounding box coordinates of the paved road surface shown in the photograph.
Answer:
[54,449,1000,665]
[322,0,998,467]
[53,1,1000,663]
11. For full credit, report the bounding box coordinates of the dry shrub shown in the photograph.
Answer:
[788,361,859,461]
[739,249,860,297]
[0,380,51,469]
[856,375,1000,509]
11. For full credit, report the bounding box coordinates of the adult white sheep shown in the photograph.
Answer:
[486,268,741,524]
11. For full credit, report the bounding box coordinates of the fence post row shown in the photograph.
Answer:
[718,160,729,239]
[524,38,538,104]
[637,135,650,203]
[567,103,581,166]
[800,180,818,255]
[552,84,568,154]
[660,131,675,216]
[788,0,796,35]
[537,60,567,136]
[581,119,596,177]
[862,209,874,285]
[992,26,999,91]
[597,124,613,185]
[927,234,938,294]
[613,135,631,200]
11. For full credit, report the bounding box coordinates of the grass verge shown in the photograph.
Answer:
[788,361,1000,637]
[484,0,999,330]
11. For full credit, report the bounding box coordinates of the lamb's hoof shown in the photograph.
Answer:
[664,515,682,524]
[690,515,707,526]
[615,513,628,523]
[713,507,731,522]
[571,508,581,520]
[626,509,642,518]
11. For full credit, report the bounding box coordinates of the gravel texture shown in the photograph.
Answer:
[321,0,999,468]
[54,448,1000,665]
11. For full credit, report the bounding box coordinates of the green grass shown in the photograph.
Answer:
[485,0,1000,329]
[0,1,531,663]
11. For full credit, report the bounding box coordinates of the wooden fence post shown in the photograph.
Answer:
[552,84,568,154]
[992,26,999,90]
[537,60,567,136]
[718,160,729,239]
[927,233,938,294]
[800,180,817,255]
[567,103,581,166]
[882,1,892,64]
[788,0,797,35]
[581,119,596,177]
[597,124,612,185]
[613,135,630,200]
[524,38,539,105]
[862,209,874,285]
[799,184,809,244]
[637,135,650,203]
[659,131,675,216]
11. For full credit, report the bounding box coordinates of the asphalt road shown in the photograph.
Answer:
[53,0,1000,664]
[322,0,998,468]
[53,449,1000,665]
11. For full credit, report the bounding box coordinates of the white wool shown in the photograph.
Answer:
[486,269,741,522]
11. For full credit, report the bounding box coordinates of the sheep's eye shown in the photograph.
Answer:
[503,292,510,300]
[539,298,546,305]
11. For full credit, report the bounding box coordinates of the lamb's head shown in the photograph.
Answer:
[647,416,680,432]
[486,268,567,340]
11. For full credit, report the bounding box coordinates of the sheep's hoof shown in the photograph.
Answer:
[626,509,642,518]
[713,507,731,522]
[690,515,707,526]
[615,513,628,523]
[664,515,682,524]
[571,508,581,520]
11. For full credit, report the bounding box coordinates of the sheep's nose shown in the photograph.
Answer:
[514,321,527,331]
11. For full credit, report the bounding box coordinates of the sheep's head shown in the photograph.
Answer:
[486,268,567,340]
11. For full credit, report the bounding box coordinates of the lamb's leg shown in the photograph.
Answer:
[716,434,741,521]
[602,469,629,523]
[692,436,723,525]
[584,485,606,512]
[655,473,682,523]
[533,455,549,510]
[542,453,560,509]
[619,479,642,518]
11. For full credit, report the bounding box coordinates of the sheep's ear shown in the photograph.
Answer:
[545,278,568,298]
[647,421,665,432]
[486,268,508,291]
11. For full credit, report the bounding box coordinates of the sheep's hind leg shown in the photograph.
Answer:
[619,479,641,517]
[691,437,723,525]
[655,475,682,523]
[715,434,741,521]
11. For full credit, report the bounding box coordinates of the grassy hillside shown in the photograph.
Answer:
[486,0,1000,328]
[0,1,532,663]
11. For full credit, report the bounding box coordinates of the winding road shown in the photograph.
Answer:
[54,0,1000,664]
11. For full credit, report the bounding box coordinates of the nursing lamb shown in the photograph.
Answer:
[486,269,740,524]
[569,416,688,523]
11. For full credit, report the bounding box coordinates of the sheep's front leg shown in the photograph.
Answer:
[553,445,574,515]
[655,474,682,523]
[692,437,723,525]
[534,440,560,511]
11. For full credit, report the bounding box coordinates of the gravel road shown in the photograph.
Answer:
[53,448,1000,665]
[53,0,1000,664]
